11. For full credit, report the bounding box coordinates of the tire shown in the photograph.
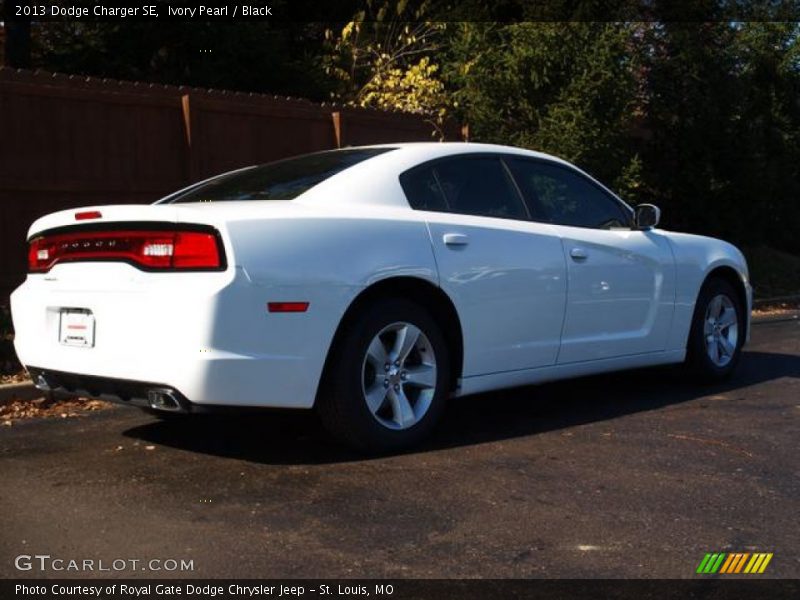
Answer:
[685,277,745,382]
[317,298,451,454]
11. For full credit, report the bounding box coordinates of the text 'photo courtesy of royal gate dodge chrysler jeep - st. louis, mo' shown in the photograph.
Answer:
[11,143,752,453]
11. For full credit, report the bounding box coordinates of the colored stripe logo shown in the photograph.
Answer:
[696,552,773,574]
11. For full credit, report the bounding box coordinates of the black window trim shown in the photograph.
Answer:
[399,152,634,230]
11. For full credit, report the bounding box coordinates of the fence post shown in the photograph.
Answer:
[181,93,199,183]
[331,111,342,148]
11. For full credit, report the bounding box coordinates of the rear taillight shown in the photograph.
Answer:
[28,228,224,273]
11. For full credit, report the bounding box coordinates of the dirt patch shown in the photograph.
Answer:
[752,300,800,318]
[1,396,111,426]
[1,371,30,385]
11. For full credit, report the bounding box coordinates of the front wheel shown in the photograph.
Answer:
[317,298,451,453]
[685,277,744,382]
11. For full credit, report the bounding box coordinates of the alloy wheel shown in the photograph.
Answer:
[361,321,438,430]
[703,294,739,367]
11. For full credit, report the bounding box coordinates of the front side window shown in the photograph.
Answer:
[508,159,630,229]
[400,156,528,220]
[167,148,394,203]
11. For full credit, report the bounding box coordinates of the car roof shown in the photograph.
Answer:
[158,142,621,212]
[347,142,572,165]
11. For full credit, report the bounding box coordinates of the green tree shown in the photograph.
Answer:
[727,22,800,254]
[324,1,451,137]
[642,22,800,252]
[445,22,644,196]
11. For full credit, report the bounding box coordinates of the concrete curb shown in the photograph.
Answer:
[752,310,800,325]
[0,381,41,406]
[753,294,800,308]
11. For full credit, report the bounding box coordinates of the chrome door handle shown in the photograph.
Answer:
[570,247,588,261]
[443,233,469,246]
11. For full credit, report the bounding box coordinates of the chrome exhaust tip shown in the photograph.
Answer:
[147,388,182,412]
[34,373,51,391]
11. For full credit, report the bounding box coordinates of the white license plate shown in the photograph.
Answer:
[59,310,95,347]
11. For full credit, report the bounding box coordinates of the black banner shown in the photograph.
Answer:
[3,580,800,600]
[3,0,800,23]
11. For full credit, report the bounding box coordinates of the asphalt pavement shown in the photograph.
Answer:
[1,319,798,579]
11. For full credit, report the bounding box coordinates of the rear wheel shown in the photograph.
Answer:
[685,277,744,381]
[317,298,451,453]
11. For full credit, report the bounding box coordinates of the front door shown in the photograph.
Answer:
[505,156,675,364]
[557,227,675,363]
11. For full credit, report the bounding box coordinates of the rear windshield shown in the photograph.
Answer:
[167,148,395,203]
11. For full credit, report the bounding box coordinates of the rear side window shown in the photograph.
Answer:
[399,167,448,212]
[508,159,630,229]
[435,157,528,220]
[400,156,528,220]
[168,148,394,203]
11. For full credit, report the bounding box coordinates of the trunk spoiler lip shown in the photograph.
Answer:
[27,220,219,243]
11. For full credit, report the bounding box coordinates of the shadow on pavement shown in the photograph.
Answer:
[122,350,799,465]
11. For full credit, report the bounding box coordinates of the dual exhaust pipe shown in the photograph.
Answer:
[31,370,184,412]
[147,389,182,412]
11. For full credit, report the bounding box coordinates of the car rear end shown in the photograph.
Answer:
[11,204,238,413]
[10,147,421,417]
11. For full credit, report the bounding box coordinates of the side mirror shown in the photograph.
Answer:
[634,204,661,230]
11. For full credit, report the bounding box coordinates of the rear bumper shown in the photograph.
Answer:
[10,263,349,410]
[28,367,194,412]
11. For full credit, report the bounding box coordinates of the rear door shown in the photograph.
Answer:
[399,155,567,377]
[507,158,675,364]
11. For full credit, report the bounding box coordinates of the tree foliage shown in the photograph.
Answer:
[640,22,800,250]
[14,12,800,256]
[445,22,642,188]
[324,2,450,137]
[443,20,800,254]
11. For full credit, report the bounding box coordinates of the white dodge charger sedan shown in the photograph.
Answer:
[11,143,751,451]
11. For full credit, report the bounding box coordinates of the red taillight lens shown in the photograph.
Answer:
[28,228,223,273]
[172,231,221,269]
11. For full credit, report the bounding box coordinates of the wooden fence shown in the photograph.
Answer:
[0,67,462,299]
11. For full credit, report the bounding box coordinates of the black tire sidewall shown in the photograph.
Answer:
[687,278,745,380]
[320,298,451,453]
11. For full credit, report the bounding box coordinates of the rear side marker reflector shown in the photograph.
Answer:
[28,228,224,272]
[75,211,102,220]
[267,302,309,313]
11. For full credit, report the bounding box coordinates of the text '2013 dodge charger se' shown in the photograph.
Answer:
[11,143,752,452]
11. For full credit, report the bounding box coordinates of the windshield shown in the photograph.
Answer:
[167,148,395,203]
